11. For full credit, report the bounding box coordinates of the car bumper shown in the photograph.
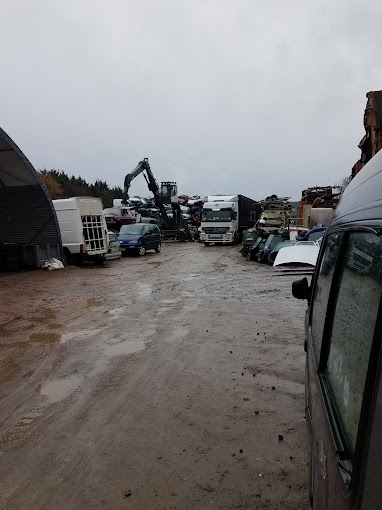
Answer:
[105,252,122,260]
[120,245,142,252]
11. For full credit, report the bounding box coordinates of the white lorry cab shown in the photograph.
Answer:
[200,195,259,245]
[53,197,108,264]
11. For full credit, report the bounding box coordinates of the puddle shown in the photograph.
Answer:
[69,298,101,308]
[39,375,83,403]
[30,332,61,344]
[136,283,153,299]
[105,340,145,356]
[47,323,62,330]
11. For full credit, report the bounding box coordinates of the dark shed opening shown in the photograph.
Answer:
[0,128,62,271]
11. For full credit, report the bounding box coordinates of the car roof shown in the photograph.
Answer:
[331,150,382,227]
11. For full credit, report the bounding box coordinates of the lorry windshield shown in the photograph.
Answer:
[202,210,233,222]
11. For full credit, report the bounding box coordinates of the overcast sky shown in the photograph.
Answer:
[2,0,382,200]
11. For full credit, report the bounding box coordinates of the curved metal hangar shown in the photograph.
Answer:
[0,128,62,271]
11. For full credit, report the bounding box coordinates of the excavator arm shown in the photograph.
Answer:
[122,158,169,226]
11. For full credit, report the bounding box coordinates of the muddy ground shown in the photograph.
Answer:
[0,243,309,509]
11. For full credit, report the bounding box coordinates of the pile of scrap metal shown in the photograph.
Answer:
[299,186,342,229]
[241,195,297,262]
[255,195,294,236]
[352,90,382,178]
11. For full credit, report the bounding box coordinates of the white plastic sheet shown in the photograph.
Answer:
[41,258,64,270]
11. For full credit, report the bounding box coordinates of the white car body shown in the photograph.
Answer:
[273,241,320,267]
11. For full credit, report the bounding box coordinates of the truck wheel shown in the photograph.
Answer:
[63,248,72,266]
[178,231,188,242]
[204,242,210,246]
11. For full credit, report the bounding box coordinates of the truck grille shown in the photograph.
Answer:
[207,234,224,240]
[202,227,230,234]
[81,215,106,252]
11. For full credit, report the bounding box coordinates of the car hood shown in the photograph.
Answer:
[118,234,143,242]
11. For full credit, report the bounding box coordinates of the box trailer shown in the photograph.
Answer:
[53,197,108,263]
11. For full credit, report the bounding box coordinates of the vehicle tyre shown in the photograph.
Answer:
[257,249,267,263]
[204,242,210,246]
[178,231,188,242]
[138,246,146,256]
[155,243,161,253]
[63,248,72,266]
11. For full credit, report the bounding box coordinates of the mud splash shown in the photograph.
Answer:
[30,333,61,344]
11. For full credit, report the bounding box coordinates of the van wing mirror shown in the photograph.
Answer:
[292,277,311,301]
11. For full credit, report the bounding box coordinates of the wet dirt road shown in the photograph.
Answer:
[0,243,309,509]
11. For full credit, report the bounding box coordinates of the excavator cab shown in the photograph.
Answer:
[160,182,178,205]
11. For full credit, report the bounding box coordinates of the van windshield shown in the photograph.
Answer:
[119,224,145,235]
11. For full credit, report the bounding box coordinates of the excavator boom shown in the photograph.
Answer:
[121,158,187,239]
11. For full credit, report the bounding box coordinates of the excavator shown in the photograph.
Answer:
[121,158,192,241]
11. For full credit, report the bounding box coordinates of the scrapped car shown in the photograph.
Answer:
[103,206,137,231]
[105,231,122,260]
[296,226,326,242]
[292,149,382,509]
[118,223,161,256]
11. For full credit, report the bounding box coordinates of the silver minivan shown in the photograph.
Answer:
[293,149,382,509]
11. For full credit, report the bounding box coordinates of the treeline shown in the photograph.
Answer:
[39,169,123,208]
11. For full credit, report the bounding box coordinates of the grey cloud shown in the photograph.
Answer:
[1,0,381,200]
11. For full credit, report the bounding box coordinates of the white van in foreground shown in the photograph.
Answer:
[53,197,108,264]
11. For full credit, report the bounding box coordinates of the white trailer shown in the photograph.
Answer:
[53,197,108,263]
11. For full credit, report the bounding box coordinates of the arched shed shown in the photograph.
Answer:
[0,127,62,270]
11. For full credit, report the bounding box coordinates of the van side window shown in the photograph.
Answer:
[323,232,382,460]
[310,233,342,359]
